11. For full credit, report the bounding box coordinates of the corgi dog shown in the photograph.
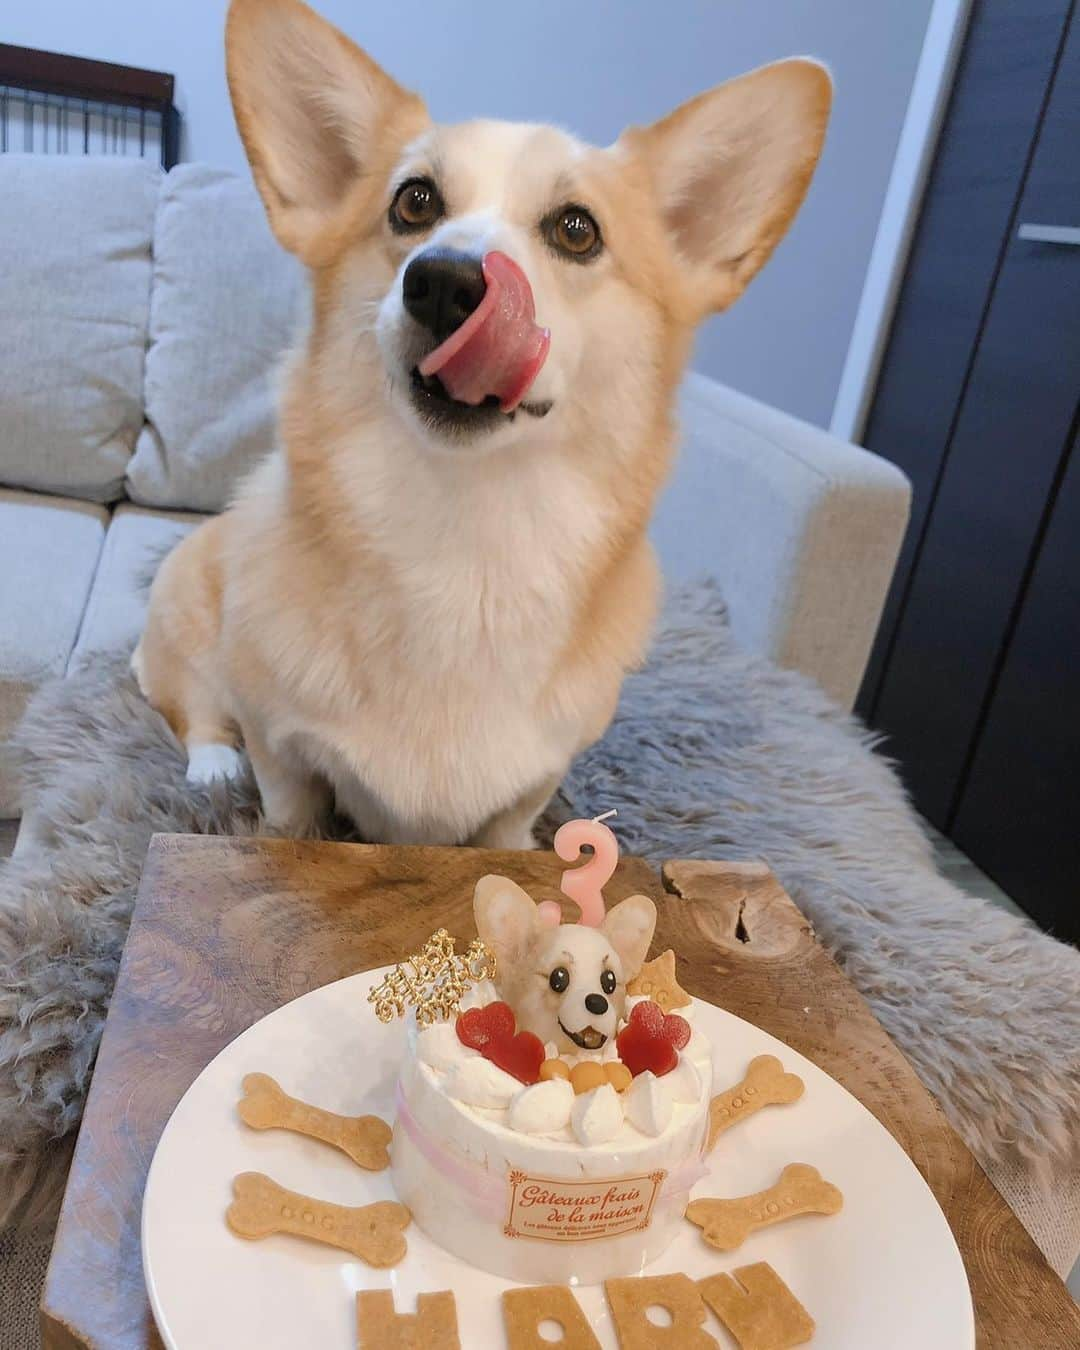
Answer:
[134,0,830,848]
[474,875,657,1056]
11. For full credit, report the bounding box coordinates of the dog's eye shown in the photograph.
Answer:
[600,970,617,995]
[549,966,570,993]
[390,178,444,233]
[547,204,602,261]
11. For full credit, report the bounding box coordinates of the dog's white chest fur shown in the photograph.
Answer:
[275,437,611,843]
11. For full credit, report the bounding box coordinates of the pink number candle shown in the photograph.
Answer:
[539,812,619,927]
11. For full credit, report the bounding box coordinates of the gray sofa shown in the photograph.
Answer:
[0,153,910,826]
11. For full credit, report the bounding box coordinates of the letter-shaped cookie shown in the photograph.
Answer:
[686,1163,842,1251]
[357,1290,461,1349]
[605,1274,716,1348]
[699,1263,814,1349]
[226,1172,409,1267]
[502,1286,601,1349]
[707,1055,804,1152]
[238,1072,392,1170]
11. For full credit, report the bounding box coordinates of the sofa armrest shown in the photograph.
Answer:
[651,372,911,710]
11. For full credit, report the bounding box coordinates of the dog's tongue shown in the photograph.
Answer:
[418,251,550,412]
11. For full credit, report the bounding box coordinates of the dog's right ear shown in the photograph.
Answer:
[622,59,831,318]
[226,0,428,263]
[474,876,543,976]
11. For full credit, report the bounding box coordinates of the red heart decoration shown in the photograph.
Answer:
[616,1000,692,1078]
[455,1001,543,1085]
[485,1030,546,1086]
[456,1001,515,1051]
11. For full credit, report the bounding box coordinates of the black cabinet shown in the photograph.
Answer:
[859,0,1079,941]
[953,425,1080,914]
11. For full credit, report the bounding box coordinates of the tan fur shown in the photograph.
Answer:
[135,0,831,847]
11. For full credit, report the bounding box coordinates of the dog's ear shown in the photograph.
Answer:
[624,59,831,316]
[602,895,657,982]
[226,0,428,262]
[474,876,544,975]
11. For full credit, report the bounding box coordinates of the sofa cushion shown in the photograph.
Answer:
[69,504,207,671]
[126,165,304,512]
[0,156,158,502]
[0,490,108,814]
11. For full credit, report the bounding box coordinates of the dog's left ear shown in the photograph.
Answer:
[474,875,544,976]
[226,0,428,263]
[624,58,831,316]
[602,895,657,982]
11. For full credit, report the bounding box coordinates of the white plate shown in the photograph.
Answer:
[143,970,974,1349]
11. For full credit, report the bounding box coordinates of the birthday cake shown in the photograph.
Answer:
[224,815,831,1346]
[384,818,713,1285]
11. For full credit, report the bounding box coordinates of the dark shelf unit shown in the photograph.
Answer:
[0,42,179,167]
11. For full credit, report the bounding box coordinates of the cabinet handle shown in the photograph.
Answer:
[1017,223,1080,246]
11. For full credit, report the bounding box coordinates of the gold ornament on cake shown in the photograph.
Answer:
[367,928,497,1025]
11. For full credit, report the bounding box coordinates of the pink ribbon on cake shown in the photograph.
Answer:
[658,1156,710,1212]
[395,1082,710,1224]
[395,1082,507,1220]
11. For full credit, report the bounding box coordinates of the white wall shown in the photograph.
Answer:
[5,0,933,429]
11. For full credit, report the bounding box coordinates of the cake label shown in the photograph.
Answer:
[504,1168,666,1243]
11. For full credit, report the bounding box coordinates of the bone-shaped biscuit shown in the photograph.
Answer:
[237,1072,391,1171]
[707,1055,804,1152]
[686,1162,842,1251]
[226,1172,410,1267]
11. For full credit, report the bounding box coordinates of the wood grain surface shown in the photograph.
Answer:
[40,835,1080,1349]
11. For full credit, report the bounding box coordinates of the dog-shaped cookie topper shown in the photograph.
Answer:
[474,816,657,1056]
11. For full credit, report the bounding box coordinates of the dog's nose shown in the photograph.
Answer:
[585,993,609,1016]
[402,248,486,342]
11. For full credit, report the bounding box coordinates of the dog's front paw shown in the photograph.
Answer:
[186,743,245,786]
[473,822,537,851]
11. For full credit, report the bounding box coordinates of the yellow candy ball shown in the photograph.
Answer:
[539,1058,570,1082]
[604,1063,633,1093]
[569,1061,607,1096]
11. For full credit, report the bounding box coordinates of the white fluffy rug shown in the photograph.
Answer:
[2,582,1078,1270]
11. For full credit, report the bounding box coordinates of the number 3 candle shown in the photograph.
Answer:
[538,811,620,927]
